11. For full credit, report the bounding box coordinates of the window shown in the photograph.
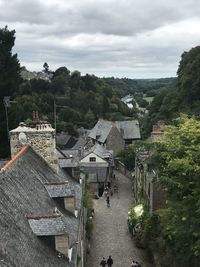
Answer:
[89,157,96,162]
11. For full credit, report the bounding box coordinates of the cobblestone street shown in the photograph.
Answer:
[86,171,153,267]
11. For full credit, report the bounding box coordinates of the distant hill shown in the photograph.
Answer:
[102,77,177,97]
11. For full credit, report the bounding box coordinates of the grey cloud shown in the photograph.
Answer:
[1,0,200,36]
[1,0,200,78]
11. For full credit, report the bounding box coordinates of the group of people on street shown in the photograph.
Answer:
[104,174,119,208]
[100,255,113,267]
[130,260,141,267]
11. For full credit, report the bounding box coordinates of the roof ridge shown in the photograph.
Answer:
[26,213,61,220]
[0,145,29,173]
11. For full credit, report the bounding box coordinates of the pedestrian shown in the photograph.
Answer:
[113,183,118,193]
[127,218,134,238]
[91,208,94,218]
[130,260,137,267]
[110,187,113,196]
[100,256,106,267]
[131,260,141,267]
[106,195,110,207]
[104,186,109,197]
[107,255,113,267]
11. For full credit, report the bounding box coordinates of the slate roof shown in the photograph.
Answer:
[72,137,87,150]
[58,149,80,168]
[45,183,74,198]
[115,120,141,139]
[61,149,80,158]
[27,214,68,236]
[56,132,72,145]
[82,143,113,161]
[88,119,141,142]
[0,146,81,267]
[59,157,80,168]
[88,119,113,143]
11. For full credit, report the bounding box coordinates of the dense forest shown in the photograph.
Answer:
[103,76,176,97]
[141,46,200,137]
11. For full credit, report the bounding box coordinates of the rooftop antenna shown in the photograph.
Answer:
[3,96,17,141]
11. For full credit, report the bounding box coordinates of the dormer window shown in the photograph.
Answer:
[89,157,96,162]
[44,181,77,216]
[96,134,101,139]
[26,213,69,257]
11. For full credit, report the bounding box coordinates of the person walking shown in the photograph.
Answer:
[107,255,113,267]
[100,256,106,267]
[131,260,136,267]
[130,260,141,267]
[106,195,110,207]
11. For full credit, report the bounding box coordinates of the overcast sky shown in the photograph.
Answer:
[1,0,200,78]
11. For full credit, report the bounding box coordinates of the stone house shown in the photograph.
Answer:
[88,119,141,155]
[0,120,85,267]
[115,120,141,147]
[134,150,166,213]
[134,123,166,213]
[88,119,124,156]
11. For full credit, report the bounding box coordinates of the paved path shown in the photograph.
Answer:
[86,171,153,267]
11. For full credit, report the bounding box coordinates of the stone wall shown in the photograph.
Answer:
[115,160,133,179]
[10,123,58,172]
[106,126,124,156]
[64,196,75,211]
[55,234,69,257]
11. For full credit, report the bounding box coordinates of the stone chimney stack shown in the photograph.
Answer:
[9,118,58,173]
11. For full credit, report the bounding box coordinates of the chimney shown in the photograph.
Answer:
[9,121,58,173]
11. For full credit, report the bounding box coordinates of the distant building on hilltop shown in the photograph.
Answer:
[21,68,53,81]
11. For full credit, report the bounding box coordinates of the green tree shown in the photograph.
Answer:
[59,107,81,123]
[70,70,81,90]
[43,62,49,73]
[177,46,200,109]
[0,26,21,157]
[84,109,95,126]
[49,74,70,95]
[144,115,200,266]
[53,66,70,78]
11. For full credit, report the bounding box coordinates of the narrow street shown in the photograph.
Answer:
[86,171,153,267]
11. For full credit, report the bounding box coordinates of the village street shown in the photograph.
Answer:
[86,171,153,267]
